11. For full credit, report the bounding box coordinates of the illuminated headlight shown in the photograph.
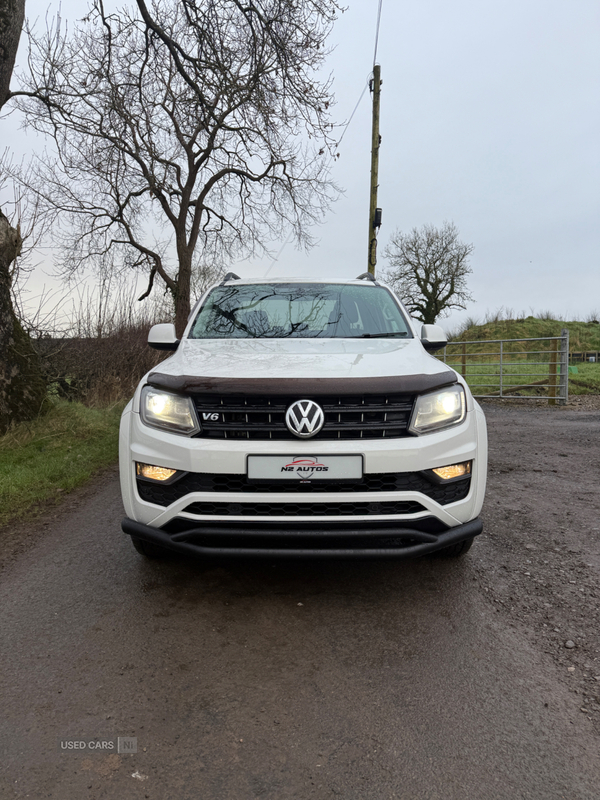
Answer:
[409,385,466,434]
[140,386,200,435]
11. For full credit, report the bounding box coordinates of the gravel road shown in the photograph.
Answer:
[1,400,599,799]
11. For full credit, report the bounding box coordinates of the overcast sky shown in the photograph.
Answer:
[4,0,599,331]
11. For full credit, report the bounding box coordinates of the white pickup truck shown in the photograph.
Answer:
[119,274,487,559]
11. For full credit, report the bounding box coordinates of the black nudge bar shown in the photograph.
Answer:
[122,518,483,559]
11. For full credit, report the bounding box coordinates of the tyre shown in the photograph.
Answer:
[130,536,171,560]
[435,536,475,558]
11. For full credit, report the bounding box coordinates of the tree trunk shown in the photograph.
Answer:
[1,2,49,433]
[0,210,48,434]
[174,252,192,338]
[0,0,25,108]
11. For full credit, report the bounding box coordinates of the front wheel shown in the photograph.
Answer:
[130,536,171,560]
[435,536,475,558]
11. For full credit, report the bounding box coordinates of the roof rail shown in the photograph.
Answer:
[221,271,241,284]
[355,272,378,283]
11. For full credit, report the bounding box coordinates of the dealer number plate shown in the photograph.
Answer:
[247,455,363,481]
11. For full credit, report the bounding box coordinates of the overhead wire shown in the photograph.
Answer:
[263,0,384,278]
[263,82,368,279]
[337,82,369,148]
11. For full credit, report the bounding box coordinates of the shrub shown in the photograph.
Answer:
[38,323,166,405]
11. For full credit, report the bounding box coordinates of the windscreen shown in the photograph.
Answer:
[189,283,412,339]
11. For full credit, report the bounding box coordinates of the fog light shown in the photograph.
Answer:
[431,461,472,481]
[136,463,178,482]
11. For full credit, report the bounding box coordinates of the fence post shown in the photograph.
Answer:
[499,340,503,397]
[558,328,569,405]
[461,343,466,378]
[548,336,559,405]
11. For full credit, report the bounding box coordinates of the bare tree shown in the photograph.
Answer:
[1,0,49,433]
[382,222,474,324]
[15,0,341,335]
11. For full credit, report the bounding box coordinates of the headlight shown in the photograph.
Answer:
[140,386,200,435]
[409,385,466,434]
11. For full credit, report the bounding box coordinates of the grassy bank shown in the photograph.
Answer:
[0,400,125,528]
[445,317,600,396]
[450,316,600,352]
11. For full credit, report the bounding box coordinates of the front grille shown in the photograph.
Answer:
[136,471,470,507]
[192,393,414,440]
[183,500,426,517]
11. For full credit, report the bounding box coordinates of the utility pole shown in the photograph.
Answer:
[367,64,382,275]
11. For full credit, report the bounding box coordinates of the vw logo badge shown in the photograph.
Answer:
[285,399,325,439]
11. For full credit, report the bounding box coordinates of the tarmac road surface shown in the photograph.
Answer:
[1,403,600,799]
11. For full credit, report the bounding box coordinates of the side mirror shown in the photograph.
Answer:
[420,324,447,353]
[148,323,179,351]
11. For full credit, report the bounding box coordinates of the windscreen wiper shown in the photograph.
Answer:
[353,332,408,338]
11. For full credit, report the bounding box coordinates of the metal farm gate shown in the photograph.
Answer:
[437,329,569,405]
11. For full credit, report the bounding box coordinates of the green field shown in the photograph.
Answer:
[437,359,600,397]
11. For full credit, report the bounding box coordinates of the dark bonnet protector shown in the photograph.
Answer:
[146,372,458,396]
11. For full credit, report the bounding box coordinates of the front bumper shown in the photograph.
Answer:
[119,398,487,557]
[122,516,483,559]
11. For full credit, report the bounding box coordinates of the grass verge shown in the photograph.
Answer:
[0,400,125,528]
